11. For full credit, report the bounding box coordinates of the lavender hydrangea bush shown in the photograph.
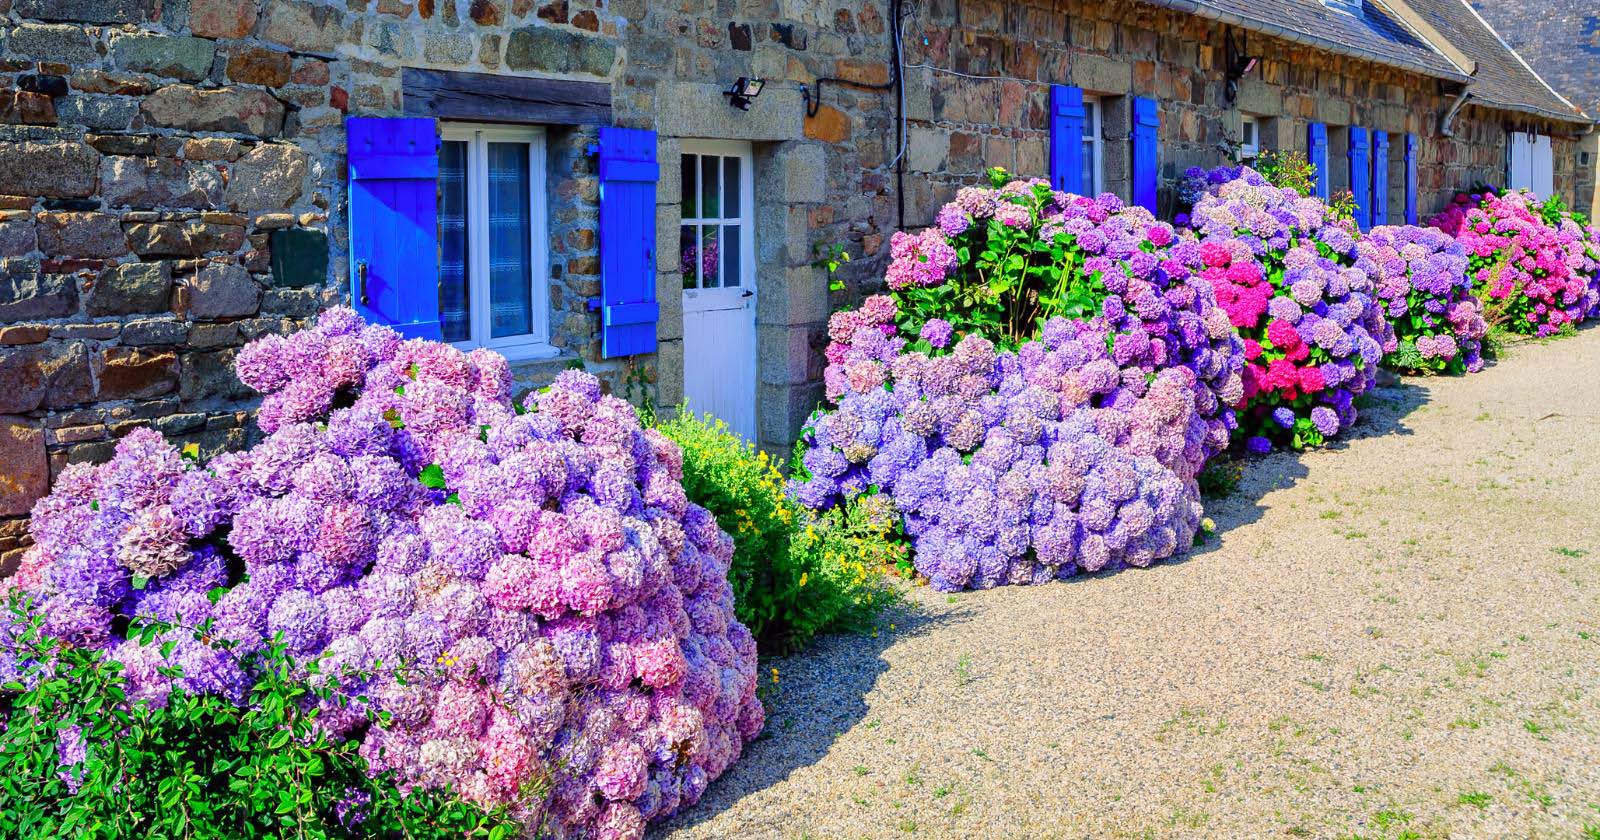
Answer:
[795,296,1207,591]
[1356,224,1488,374]
[1181,165,1395,451]
[3,309,762,839]
[863,175,1246,473]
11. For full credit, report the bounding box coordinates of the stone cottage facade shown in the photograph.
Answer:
[0,0,1591,569]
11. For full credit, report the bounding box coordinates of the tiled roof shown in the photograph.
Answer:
[1145,0,1472,82]
[1145,0,1593,124]
[1468,0,1600,117]
[1401,0,1592,122]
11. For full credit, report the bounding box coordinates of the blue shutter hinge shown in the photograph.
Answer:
[587,296,601,312]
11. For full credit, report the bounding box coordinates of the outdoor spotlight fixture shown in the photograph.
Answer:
[723,77,765,111]
[1224,28,1260,107]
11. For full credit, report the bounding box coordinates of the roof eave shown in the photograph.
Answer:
[1469,97,1597,128]
[1140,0,1475,84]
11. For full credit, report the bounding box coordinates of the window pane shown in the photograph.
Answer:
[1081,102,1096,138]
[486,142,533,339]
[680,154,697,219]
[701,155,720,219]
[1082,140,1095,194]
[700,225,721,288]
[723,156,741,218]
[722,224,742,288]
[438,140,470,343]
[679,225,698,289]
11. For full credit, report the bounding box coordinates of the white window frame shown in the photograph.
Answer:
[439,122,554,362]
[1082,95,1104,196]
[678,139,756,295]
[1239,115,1260,162]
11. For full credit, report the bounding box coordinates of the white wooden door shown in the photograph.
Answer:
[680,141,757,441]
[1509,132,1534,192]
[1532,134,1554,198]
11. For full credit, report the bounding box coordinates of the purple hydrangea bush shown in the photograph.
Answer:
[4,309,762,839]
[1181,165,1395,451]
[867,174,1246,473]
[1356,224,1488,374]
[795,296,1206,591]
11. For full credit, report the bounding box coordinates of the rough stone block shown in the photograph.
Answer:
[54,96,140,132]
[0,259,76,320]
[0,218,36,257]
[755,264,829,326]
[656,82,803,142]
[259,0,344,52]
[756,323,815,386]
[0,91,57,126]
[191,0,260,39]
[179,262,261,319]
[36,212,126,259]
[178,348,250,401]
[226,46,293,88]
[88,261,172,315]
[109,33,217,82]
[141,86,287,138]
[8,24,98,64]
[505,26,617,76]
[773,143,826,203]
[122,317,187,346]
[124,220,246,257]
[0,142,100,200]
[0,417,47,517]
[224,143,307,212]
[102,156,224,210]
[95,347,179,400]
[15,0,152,22]
[1072,54,1132,93]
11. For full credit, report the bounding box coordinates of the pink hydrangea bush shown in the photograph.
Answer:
[1428,190,1599,336]
[1356,225,1488,374]
[4,309,762,839]
[1183,166,1394,452]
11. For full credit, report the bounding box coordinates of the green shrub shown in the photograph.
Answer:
[0,595,518,839]
[656,410,895,653]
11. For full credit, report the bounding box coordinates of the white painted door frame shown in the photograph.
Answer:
[680,139,758,441]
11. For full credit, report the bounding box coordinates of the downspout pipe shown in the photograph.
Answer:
[1440,88,1472,137]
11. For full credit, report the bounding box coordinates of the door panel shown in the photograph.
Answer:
[680,142,757,441]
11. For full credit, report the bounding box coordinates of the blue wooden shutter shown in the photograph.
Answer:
[1371,130,1389,226]
[1049,86,1085,193]
[1348,126,1371,229]
[1404,133,1419,225]
[1308,122,1330,201]
[595,126,660,359]
[1131,97,1159,213]
[346,117,442,339]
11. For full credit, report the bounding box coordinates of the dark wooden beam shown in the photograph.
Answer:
[402,67,612,126]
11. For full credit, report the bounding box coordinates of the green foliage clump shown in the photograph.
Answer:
[0,595,519,840]
[656,410,895,653]
[1253,150,1317,197]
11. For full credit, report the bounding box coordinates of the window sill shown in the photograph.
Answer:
[453,341,562,363]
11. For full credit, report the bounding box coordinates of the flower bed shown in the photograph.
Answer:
[866,171,1245,475]
[1428,189,1599,336]
[796,296,1206,591]
[4,309,762,839]
[1182,166,1392,451]
[1357,224,1487,373]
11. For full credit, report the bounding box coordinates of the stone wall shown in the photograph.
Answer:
[886,0,1586,230]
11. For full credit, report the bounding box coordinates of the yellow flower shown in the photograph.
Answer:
[770,667,780,683]
[799,572,808,588]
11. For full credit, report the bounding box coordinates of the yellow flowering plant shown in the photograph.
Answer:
[656,410,895,654]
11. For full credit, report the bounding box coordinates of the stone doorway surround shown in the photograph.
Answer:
[650,81,827,457]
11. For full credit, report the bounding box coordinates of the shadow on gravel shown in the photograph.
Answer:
[649,601,957,836]
[1197,378,1429,542]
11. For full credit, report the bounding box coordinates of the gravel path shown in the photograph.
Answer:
[656,329,1600,840]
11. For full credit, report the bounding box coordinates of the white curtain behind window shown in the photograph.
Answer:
[1531,134,1554,198]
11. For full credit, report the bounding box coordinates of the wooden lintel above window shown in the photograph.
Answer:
[402,67,612,126]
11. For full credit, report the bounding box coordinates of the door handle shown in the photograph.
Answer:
[356,260,370,306]
[741,289,753,298]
